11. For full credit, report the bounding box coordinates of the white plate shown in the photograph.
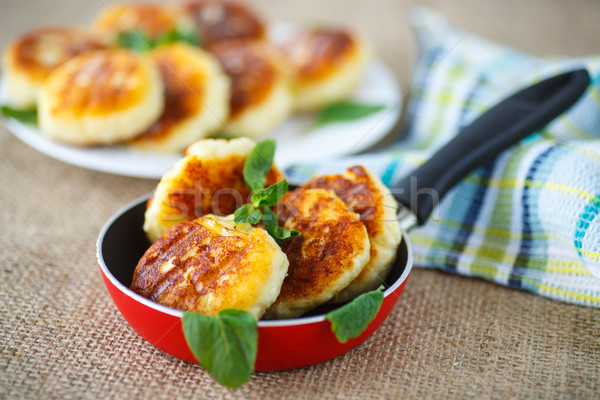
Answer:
[1,60,400,179]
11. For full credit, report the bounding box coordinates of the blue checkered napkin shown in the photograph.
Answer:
[286,8,600,306]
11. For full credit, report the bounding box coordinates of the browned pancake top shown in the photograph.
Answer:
[163,153,283,220]
[208,40,277,118]
[275,188,368,301]
[281,28,356,81]
[95,4,183,38]
[184,0,265,45]
[9,27,107,81]
[47,50,151,117]
[302,165,384,237]
[135,48,206,141]
[130,217,276,314]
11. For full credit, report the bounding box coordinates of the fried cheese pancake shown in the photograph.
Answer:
[131,215,289,319]
[265,188,370,319]
[144,137,283,242]
[183,0,265,46]
[207,40,293,138]
[38,49,164,146]
[126,43,230,153]
[303,166,402,303]
[279,27,370,111]
[2,26,108,108]
[93,3,192,42]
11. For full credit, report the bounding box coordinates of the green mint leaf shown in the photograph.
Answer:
[283,228,301,240]
[315,101,386,127]
[1,105,37,125]
[116,30,154,52]
[235,140,300,241]
[154,27,200,47]
[182,309,258,388]
[263,207,300,244]
[251,179,288,208]
[243,139,276,193]
[325,286,384,343]
[233,204,262,225]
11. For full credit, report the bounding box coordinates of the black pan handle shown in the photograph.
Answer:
[393,68,590,226]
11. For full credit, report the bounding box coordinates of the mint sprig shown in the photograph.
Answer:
[154,27,200,48]
[182,310,257,388]
[263,207,301,244]
[116,29,154,52]
[233,204,262,225]
[234,140,300,242]
[242,139,276,193]
[325,286,385,343]
[315,101,386,127]
[117,27,200,52]
[1,105,38,125]
[250,179,288,208]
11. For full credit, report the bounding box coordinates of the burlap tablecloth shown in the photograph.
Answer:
[1,0,599,398]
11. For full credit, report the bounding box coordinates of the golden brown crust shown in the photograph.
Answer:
[6,26,107,82]
[132,219,245,308]
[183,0,265,45]
[131,216,288,317]
[270,188,369,313]
[133,46,206,142]
[143,138,284,242]
[302,165,384,238]
[44,50,152,117]
[280,28,356,81]
[302,166,402,303]
[207,40,278,118]
[94,3,184,39]
[162,154,283,220]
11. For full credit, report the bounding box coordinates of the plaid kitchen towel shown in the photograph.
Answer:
[286,8,600,307]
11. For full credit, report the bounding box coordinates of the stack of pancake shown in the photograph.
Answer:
[131,137,402,320]
[2,1,371,153]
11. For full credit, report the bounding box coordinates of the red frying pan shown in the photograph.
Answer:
[97,69,589,371]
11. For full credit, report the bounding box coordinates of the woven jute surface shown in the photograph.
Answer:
[1,1,600,399]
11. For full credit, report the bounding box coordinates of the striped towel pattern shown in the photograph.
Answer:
[286,8,600,307]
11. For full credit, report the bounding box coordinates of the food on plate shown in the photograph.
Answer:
[183,0,265,46]
[126,43,230,153]
[130,214,289,319]
[38,49,164,146]
[93,2,193,42]
[207,40,292,138]
[265,188,371,319]
[302,165,401,303]
[278,27,370,111]
[144,137,283,242]
[2,27,108,109]
[1,1,378,153]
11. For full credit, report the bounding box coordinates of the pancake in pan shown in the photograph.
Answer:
[303,165,402,303]
[144,137,284,243]
[131,214,289,319]
[265,188,371,319]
